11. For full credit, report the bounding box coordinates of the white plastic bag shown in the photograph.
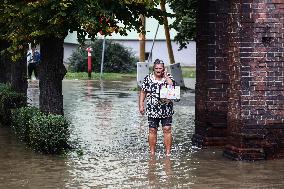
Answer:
[160,85,180,100]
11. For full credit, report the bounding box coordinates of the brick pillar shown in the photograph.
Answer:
[192,0,230,146]
[224,0,284,160]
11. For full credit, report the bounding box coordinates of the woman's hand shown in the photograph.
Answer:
[163,68,169,79]
[139,90,146,115]
[164,68,173,85]
[139,105,145,115]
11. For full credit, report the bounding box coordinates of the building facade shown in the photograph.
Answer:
[63,17,196,66]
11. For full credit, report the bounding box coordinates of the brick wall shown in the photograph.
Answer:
[193,0,230,146]
[224,0,284,160]
[194,0,284,160]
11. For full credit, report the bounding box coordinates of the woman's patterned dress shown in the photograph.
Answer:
[141,73,174,118]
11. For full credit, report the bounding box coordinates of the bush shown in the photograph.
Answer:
[29,113,71,154]
[11,106,71,154]
[67,39,138,73]
[0,83,26,125]
[11,107,41,143]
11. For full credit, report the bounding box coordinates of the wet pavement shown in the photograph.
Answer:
[1,78,284,188]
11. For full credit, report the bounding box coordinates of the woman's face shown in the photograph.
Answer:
[153,63,164,77]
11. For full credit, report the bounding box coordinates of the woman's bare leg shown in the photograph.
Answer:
[163,126,172,156]
[149,128,157,156]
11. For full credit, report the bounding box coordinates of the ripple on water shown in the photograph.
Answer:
[2,79,284,188]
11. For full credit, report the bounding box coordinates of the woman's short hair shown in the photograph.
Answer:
[153,59,164,71]
[154,59,164,65]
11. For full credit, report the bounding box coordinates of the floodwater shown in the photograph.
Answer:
[1,78,284,188]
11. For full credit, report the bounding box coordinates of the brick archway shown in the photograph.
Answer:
[192,0,284,160]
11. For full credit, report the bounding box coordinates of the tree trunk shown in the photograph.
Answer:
[160,0,175,64]
[10,53,27,95]
[39,36,66,115]
[0,40,11,83]
[139,14,146,62]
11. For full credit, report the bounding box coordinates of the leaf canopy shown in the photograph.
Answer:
[169,0,196,50]
[0,0,164,54]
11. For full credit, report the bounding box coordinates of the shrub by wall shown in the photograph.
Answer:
[11,107,41,143]
[11,107,71,154]
[29,113,71,154]
[0,83,26,125]
[67,39,138,73]
[0,83,72,155]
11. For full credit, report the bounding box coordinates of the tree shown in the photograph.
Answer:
[139,14,146,62]
[68,39,137,73]
[0,40,11,84]
[0,4,28,94]
[0,0,163,115]
[160,0,175,64]
[169,0,197,50]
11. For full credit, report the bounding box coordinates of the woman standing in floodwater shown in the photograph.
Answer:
[139,59,174,156]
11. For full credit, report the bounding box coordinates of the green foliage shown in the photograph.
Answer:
[0,0,164,59]
[169,0,197,50]
[182,66,196,78]
[67,40,138,73]
[0,83,26,125]
[29,113,71,154]
[120,0,159,6]
[0,83,12,95]
[11,106,41,143]
[12,106,71,154]
[64,72,136,80]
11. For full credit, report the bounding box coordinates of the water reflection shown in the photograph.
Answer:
[148,157,174,188]
[99,78,104,91]
[96,99,113,127]
[0,127,69,189]
[85,80,93,101]
[1,78,284,188]
[27,80,39,107]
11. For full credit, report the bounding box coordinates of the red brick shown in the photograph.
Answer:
[194,0,284,160]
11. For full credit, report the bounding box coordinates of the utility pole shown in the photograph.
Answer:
[100,36,106,79]
[160,0,175,64]
[139,14,146,62]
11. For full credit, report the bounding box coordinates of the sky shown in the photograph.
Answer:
[64,4,177,44]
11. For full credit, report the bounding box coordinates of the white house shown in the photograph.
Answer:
[63,10,196,67]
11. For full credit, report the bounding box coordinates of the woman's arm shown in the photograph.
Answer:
[139,90,146,115]
[164,69,174,85]
[165,75,173,85]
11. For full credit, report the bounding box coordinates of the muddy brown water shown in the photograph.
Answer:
[1,78,284,188]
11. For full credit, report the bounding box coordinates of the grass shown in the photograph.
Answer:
[181,66,196,78]
[64,66,196,80]
[64,72,136,80]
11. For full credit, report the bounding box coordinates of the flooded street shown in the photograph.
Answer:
[1,78,284,188]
